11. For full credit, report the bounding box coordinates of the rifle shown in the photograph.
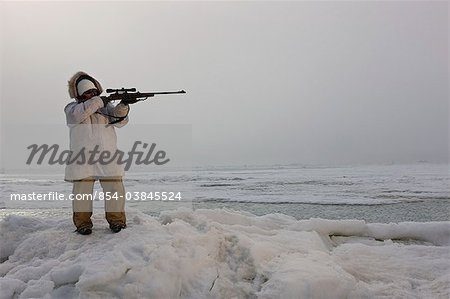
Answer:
[101,88,186,105]
[99,88,186,124]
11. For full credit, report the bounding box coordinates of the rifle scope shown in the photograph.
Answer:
[106,88,137,93]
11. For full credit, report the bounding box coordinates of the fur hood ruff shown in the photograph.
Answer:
[67,71,104,99]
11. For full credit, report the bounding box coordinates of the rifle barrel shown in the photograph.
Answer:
[138,90,186,96]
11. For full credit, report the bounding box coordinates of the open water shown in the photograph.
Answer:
[1,163,448,223]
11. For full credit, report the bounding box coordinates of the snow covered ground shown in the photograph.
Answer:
[0,208,449,298]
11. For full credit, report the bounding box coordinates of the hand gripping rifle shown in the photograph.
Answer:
[100,88,186,124]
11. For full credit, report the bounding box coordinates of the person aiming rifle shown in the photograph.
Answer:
[65,71,185,235]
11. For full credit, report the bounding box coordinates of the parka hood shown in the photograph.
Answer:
[68,71,103,99]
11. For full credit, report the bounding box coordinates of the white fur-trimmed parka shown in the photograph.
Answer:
[64,72,129,181]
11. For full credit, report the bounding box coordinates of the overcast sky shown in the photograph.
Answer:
[0,1,448,167]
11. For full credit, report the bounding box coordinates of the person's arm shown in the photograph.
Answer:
[64,97,104,125]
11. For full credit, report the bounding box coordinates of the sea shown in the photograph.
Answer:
[1,163,448,223]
